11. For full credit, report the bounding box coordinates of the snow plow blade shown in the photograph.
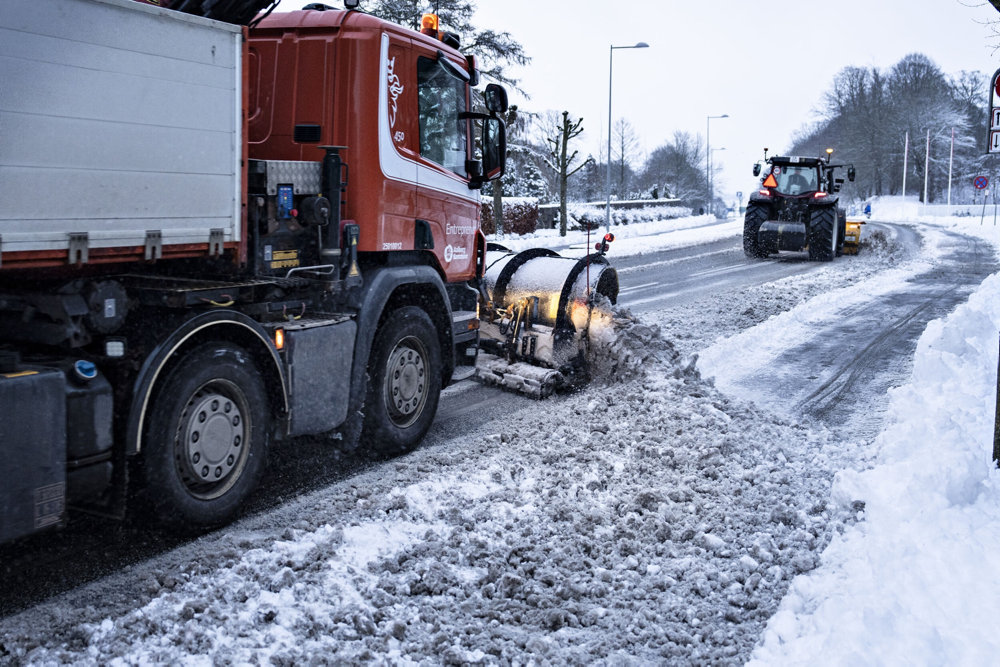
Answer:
[476,243,618,396]
[843,219,865,255]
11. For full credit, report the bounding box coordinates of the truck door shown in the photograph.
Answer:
[411,46,479,281]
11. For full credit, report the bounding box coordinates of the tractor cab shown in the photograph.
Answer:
[762,160,822,196]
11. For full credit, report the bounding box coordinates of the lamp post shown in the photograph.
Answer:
[605,41,649,233]
[706,114,728,215]
[710,146,726,216]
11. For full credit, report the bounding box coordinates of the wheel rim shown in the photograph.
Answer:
[383,335,428,428]
[174,379,251,500]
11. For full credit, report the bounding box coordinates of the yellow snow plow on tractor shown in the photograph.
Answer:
[476,237,620,397]
[842,218,865,255]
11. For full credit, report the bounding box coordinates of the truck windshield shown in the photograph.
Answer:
[417,56,468,176]
[769,164,819,195]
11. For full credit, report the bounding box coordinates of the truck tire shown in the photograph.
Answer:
[362,306,442,457]
[807,206,837,261]
[743,204,769,258]
[140,342,269,529]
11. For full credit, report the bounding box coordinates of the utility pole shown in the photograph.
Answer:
[902,131,909,199]
[923,128,930,204]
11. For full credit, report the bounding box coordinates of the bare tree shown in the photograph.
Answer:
[794,52,984,203]
[612,118,642,198]
[641,131,704,203]
[541,111,591,236]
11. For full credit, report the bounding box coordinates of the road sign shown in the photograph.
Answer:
[990,68,1000,153]
[975,175,989,190]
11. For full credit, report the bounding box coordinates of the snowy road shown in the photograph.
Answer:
[699,224,997,439]
[1,219,996,664]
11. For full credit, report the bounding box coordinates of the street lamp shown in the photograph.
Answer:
[605,41,649,233]
[706,114,728,215]
[710,147,725,217]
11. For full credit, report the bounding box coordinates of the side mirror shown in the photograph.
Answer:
[481,117,506,181]
[752,163,761,177]
[484,83,508,115]
[847,166,856,182]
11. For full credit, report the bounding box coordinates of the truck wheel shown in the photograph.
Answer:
[141,343,269,529]
[362,306,442,457]
[808,206,837,261]
[743,204,769,258]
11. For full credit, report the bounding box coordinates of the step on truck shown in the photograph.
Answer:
[743,149,856,261]
[0,0,510,542]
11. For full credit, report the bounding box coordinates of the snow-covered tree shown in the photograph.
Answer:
[362,0,528,90]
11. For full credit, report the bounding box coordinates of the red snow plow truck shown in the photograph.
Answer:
[1,0,508,541]
[0,0,619,544]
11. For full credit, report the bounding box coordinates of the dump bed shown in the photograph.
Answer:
[0,0,244,270]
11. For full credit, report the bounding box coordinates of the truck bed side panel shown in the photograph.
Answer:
[0,0,243,260]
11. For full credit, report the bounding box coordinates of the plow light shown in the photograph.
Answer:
[274,328,285,350]
[594,232,615,254]
[813,191,828,198]
[757,189,771,196]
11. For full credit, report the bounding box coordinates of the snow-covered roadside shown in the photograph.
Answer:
[750,264,1000,665]
[489,214,742,257]
[745,209,1000,663]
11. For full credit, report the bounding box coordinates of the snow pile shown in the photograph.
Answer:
[585,305,689,385]
[5,322,858,665]
[749,261,1000,662]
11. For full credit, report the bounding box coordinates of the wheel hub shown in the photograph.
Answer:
[183,390,244,483]
[386,338,427,426]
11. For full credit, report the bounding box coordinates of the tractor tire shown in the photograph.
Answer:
[362,306,442,457]
[743,204,769,258]
[808,206,837,262]
[140,342,270,529]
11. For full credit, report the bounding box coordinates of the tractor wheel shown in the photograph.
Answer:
[743,204,769,258]
[808,206,837,262]
[362,306,442,457]
[140,342,270,529]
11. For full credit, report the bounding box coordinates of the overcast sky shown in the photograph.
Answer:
[274,0,1000,204]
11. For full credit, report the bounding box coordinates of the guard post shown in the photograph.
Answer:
[995,333,1000,466]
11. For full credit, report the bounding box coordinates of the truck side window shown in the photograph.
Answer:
[417,56,467,175]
